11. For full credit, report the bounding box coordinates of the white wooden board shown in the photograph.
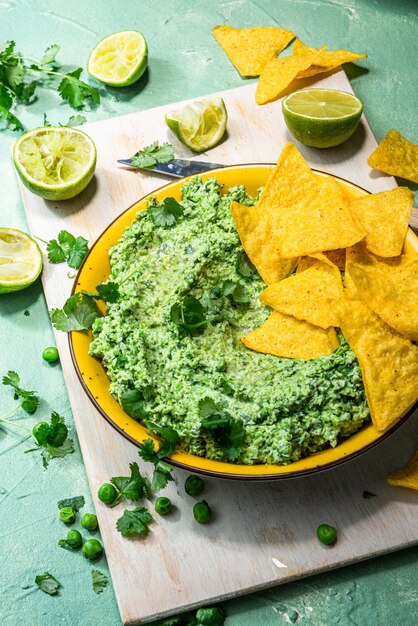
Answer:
[18,72,418,625]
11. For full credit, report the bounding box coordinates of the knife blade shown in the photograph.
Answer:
[117,158,225,179]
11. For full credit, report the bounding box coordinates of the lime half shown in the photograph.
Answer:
[0,228,43,294]
[88,30,148,87]
[282,89,364,148]
[13,126,96,201]
[165,97,228,153]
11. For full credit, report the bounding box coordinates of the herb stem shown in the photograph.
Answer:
[0,417,32,434]
[34,235,49,245]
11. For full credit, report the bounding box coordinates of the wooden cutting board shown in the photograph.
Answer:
[18,71,418,625]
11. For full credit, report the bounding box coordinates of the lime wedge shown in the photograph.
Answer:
[165,97,228,153]
[88,31,148,87]
[0,228,43,294]
[13,127,96,201]
[282,89,364,148]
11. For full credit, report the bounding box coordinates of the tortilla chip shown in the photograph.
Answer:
[241,310,340,360]
[260,259,343,328]
[346,245,418,341]
[388,451,418,491]
[212,25,295,77]
[230,201,297,284]
[293,39,367,78]
[349,187,414,257]
[311,250,346,269]
[336,298,418,431]
[368,129,418,184]
[256,50,321,104]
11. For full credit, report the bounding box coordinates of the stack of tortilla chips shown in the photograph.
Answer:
[212,26,367,104]
[230,142,418,433]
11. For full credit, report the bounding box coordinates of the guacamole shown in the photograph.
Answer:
[90,177,369,465]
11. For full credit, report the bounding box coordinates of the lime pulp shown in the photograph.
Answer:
[0,228,43,294]
[165,97,228,152]
[88,30,148,87]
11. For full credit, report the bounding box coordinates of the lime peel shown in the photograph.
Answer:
[0,228,43,294]
[165,97,228,153]
[88,30,148,87]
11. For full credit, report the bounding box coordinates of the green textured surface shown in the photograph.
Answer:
[0,1,417,625]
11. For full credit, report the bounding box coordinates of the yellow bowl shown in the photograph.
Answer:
[70,164,418,480]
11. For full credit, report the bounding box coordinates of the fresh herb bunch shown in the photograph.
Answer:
[0,41,99,131]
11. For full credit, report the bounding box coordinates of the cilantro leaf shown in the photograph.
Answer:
[50,293,101,332]
[67,236,88,269]
[236,251,257,278]
[170,296,207,336]
[196,607,225,626]
[0,40,15,58]
[222,281,251,304]
[130,141,175,169]
[83,282,120,304]
[151,460,174,492]
[0,84,12,109]
[47,239,67,264]
[120,389,148,419]
[46,230,88,269]
[42,438,74,468]
[2,370,38,414]
[40,44,60,65]
[201,414,245,461]
[116,506,153,538]
[138,434,177,492]
[58,68,100,109]
[57,495,85,511]
[35,572,61,595]
[29,411,74,468]
[0,104,24,131]
[149,197,184,228]
[64,114,87,127]
[138,438,158,464]
[111,462,148,503]
[198,397,219,419]
[92,570,108,594]
[5,59,24,89]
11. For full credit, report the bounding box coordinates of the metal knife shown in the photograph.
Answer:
[117,158,225,179]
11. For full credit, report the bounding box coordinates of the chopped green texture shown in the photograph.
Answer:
[170,296,207,336]
[149,197,184,228]
[120,390,148,419]
[110,461,149,504]
[35,572,61,595]
[92,570,108,594]
[46,230,88,269]
[116,506,153,538]
[196,607,225,626]
[130,141,175,169]
[57,68,100,109]
[57,495,85,511]
[2,370,38,414]
[50,293,101,332]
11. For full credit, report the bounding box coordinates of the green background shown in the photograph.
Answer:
[1,1,417,624]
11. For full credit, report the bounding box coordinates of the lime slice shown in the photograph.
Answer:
[282,89,364,148]
[0,228,43,294]
[13,126,97,201]
[88,30,148,87]
[165,97,228,153]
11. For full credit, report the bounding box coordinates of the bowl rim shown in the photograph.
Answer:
[68,162,418,480]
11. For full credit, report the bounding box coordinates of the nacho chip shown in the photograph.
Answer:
[230,201,297,284]
[336,298,418,431]
[293,39,367,78]
[260,259,343,328]
[387,451,418,491]
[349,187,414,257]
[256,50,320,104]
[212,25,295,77]
[368,129,418,184]
[241,310,340,360]
[347,245,418,340]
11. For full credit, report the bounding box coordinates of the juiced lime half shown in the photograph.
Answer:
[13,126,96,201]
[282,89,364,148]
[0,228,43,294]
[88,30,148,87]
[165,97,228,152]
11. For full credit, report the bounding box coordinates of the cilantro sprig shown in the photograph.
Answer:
[2,370,38,415]
[198,398,245,461]
[57,495,85,511]
[109,462,149,507]
[41,230,89,269]
[130,141,175,169]
[170,296,208,336]
[35,572,61,596]
[149,196,184,227]
[92,570,108,594]
[50,293,101,332]
[116,506,153,538]
[0,40,99,131]
[28,411,74,468]
[138,423,179,492]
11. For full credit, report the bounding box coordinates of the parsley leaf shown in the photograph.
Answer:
[92,570,108,594]
[151,461,174,492]
[46,230,88,269]
[116,506,153,538]
[50,293,101,332]
[58,68,100,109]
[2,370,38,414]
[120,389,148,419]
[35,572,61,595]
[57,495,85,511]
[149,197,184,227]
[170,296,207,336]
[138,438,158,464]
[110,462,149,505]
[198,399,245,461]
[130,141,175,169]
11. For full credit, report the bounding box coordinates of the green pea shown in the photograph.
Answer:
[185,474,204,497]
[81,513,98,531]
[59,506,76,524]
[82,538,103,560]
[317,523,337,545]
[193,500,212,524]
[42,346,59,363]
[98,482,118,505]
[155,497,172,516]
[65,529,82,549]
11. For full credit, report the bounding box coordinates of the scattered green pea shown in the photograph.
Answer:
[317,523,337,545]
[155,496,172,516]
[42,346,59,363]
[65,529,82,549]
[185,474,204,497]
[59,506,76,524]
[82,538,103,560]
[98,482,118,505]
[193,500,212,524]
[81,513,98,531]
